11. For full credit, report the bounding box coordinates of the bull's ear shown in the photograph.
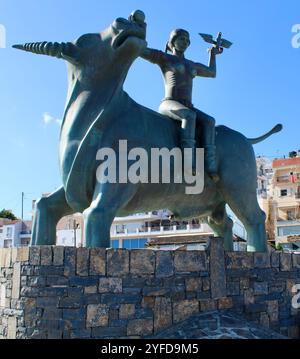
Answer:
[13,41,80,64]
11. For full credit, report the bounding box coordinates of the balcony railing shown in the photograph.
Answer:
[111,223,208,239]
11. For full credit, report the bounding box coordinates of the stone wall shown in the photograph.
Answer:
[0,238,299,339]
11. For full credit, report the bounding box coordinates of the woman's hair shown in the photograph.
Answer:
[165,28,190,53]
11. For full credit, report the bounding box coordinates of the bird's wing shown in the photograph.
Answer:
[199,33,215,45]
[220,38,233,49]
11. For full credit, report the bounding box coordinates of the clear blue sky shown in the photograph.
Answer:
[0,0,299,219]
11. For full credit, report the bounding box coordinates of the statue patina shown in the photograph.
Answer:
[13,10,282,251]
[141,29,224,181]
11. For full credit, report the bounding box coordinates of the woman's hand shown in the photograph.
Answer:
[208,46,223,55]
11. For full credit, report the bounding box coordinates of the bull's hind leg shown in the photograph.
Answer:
[31,186,74,245]
[225,194,267,252]
[208,202,234,251]
[83,183,137,248]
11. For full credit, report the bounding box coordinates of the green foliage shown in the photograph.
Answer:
[0,209,17,220]
[275,242,283,251]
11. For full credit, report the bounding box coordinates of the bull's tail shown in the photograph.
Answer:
[247,124,282,145]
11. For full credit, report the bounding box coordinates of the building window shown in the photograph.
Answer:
[111,240,119,249]
[277,225,300,236]
[6,227,12,238]
[123,238,148,249]
[280,189,287,197]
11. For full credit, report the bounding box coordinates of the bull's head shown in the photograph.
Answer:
[13,10,147,86]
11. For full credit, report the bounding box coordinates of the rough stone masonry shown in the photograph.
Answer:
[0,238,299,339]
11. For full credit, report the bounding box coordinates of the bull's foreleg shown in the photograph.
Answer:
[83,183,137,248]
[208,202,234,251]
[31,186,74,245]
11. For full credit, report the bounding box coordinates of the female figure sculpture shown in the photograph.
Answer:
[141,29,223,181]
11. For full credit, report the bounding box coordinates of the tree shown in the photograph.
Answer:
[0,209,17,220]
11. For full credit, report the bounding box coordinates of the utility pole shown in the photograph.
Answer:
[21,192,24,220]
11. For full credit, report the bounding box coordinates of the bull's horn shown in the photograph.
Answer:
[12,41,78,61]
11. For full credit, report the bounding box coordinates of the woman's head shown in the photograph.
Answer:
[165,29,190,53]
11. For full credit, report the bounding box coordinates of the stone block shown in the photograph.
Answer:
[123,287,142,295]
[40,246,52,266]
[36,296,58,308]
[76,248,90,276]
[142,287,169,296]
[83,294,102,305]
[227,281,240,296]
[271,251,280,268]
[63,308,86,320]
[107,249,129,277]
[68,287,84,297]
[39,266,64,276]
[155,251,174,278]
[173,299,199,323]
[130,250,155,276]
[38,287,67,297]
[154,297,172,333]
[210,238,226,299]
[254,253,271,268]
[123,277,146,287]
[259,312,270,328]
[7,317,16,339]
[29,247,40,265]
[244,288,255,305]
[226,252,253,269]
[59,297,83,309]
[127,318,153,336]
[119,304,135,319]
[0,284,6,308]
[46,276,68,287]
[69,276,98,287]
[86,304,109,327]
[27,276,46,287]
[199,299,217,312]
[84,286,98,294]
[99,278,122,293]
[53,247,64,266]
[266,300,278,323]
[101,293,141,305]
[175,251,207,272]
[292,254,300,268]
[20,286,39,297]
[254,282,268,295]
[89,248,106,275]
[280,253,292,271]
[16,247,29,263]
[12,262,21,299]
[64,247,76,276]
[218,297,233,310]
[0,248,12,268]
[42,307,63,320]
[186,277,202,292]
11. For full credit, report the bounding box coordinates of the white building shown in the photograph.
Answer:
[0,219,31,248]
